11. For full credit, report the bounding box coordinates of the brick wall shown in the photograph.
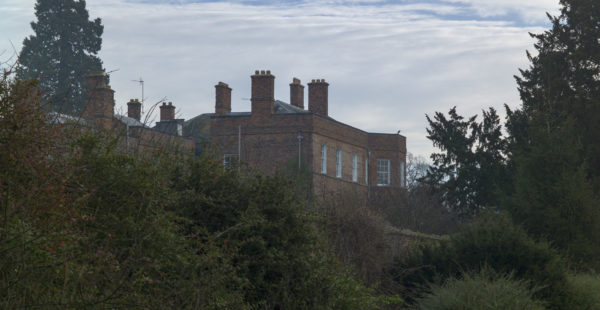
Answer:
[209,111,407,206]
[210,114,314,174]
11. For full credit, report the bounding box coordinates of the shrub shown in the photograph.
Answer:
[566,273,600,310]
[391,213,568,308]
[414,269,545,310]
[174,159,383,310]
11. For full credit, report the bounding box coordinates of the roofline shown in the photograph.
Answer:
[202,111,405,139]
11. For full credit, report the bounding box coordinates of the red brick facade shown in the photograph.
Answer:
[82,72,194,155]
[207,70,406,205]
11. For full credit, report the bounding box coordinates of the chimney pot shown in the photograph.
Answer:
[160,101,175,121]
[251,70,275,118]
[308,78,329,116]
[83,71,115,129]
[215,81,232,116]
[290,77,304,109]
[127,98,142,121]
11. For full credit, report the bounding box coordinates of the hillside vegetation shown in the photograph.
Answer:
[0,71,387,309]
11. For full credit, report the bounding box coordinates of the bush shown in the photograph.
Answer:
[316,190,392,285]
[566,273,600,310]
[173,158,383,309]
[414,269,545,310]
[391,213,568,309]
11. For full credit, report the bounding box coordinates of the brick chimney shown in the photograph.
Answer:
[308,79,328,116]
[127,99,141,121]
[251,70,275,118]
[290,78,304,109]
[160,102,175,121]
[83,71,115,129]
[215,82,232,116]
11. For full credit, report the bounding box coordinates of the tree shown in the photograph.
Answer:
[405,153,429,190]
[515,0,600,187]
[18,0,104,115]
[423,107,507,216]
[506,0,600,268]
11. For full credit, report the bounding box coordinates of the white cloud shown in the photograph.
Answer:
[1,0,558,158]
[442,0,560,24]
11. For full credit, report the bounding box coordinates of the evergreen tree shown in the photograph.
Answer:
[18,0,104,115]
[515,0,600,186]
[424,107,507,216]
[506,0,600,268]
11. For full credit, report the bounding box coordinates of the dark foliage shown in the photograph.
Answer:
[424,107,508,216]
[18,0,104,115]
[0,70,380,309]
[390,213,569,309]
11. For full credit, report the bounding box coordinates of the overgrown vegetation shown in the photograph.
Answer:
[5,0,600,308]
[0,69,383,309]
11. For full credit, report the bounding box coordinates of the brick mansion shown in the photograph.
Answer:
[82,70,407,204]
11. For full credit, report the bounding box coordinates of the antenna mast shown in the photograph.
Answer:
[132,77,145,103]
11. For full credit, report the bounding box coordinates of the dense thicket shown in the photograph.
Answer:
[0,70,380,309]
[17,0,104,114]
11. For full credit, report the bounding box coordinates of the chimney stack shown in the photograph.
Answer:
[127,99,141,121]
[215,82,232,116]
[251,70,275,118]
[290,78,304,109]
[160,102,175,121]
[308,79,329,116]
[83,71,115,129]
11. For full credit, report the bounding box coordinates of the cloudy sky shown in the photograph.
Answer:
[1,0,560,158]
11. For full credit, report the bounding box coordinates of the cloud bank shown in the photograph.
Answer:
[1,0,560,157]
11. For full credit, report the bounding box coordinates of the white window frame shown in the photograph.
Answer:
[352,154,358,182]
[376,159,390,186]
[321,144,327,174]
[400,161,406,188]
[336,149,342,178]
[223,154,238,169]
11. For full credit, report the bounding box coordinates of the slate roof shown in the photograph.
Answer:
[115,114,148,127]
[184,100,309,139]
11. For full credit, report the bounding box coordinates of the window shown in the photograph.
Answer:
[321,144,327,174]
[400,161,406,188]
[352,154,358,182]
[336,149,342,178]
[376,159,390,186]
[365,158,369,185]
[223,154,238,169]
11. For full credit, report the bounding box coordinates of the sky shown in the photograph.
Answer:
[0,0,561,158]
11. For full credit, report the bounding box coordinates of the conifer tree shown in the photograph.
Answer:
[515,0,600,184]
[18,0,104,115]
[424,107,507,216]
[506,0,600,268]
